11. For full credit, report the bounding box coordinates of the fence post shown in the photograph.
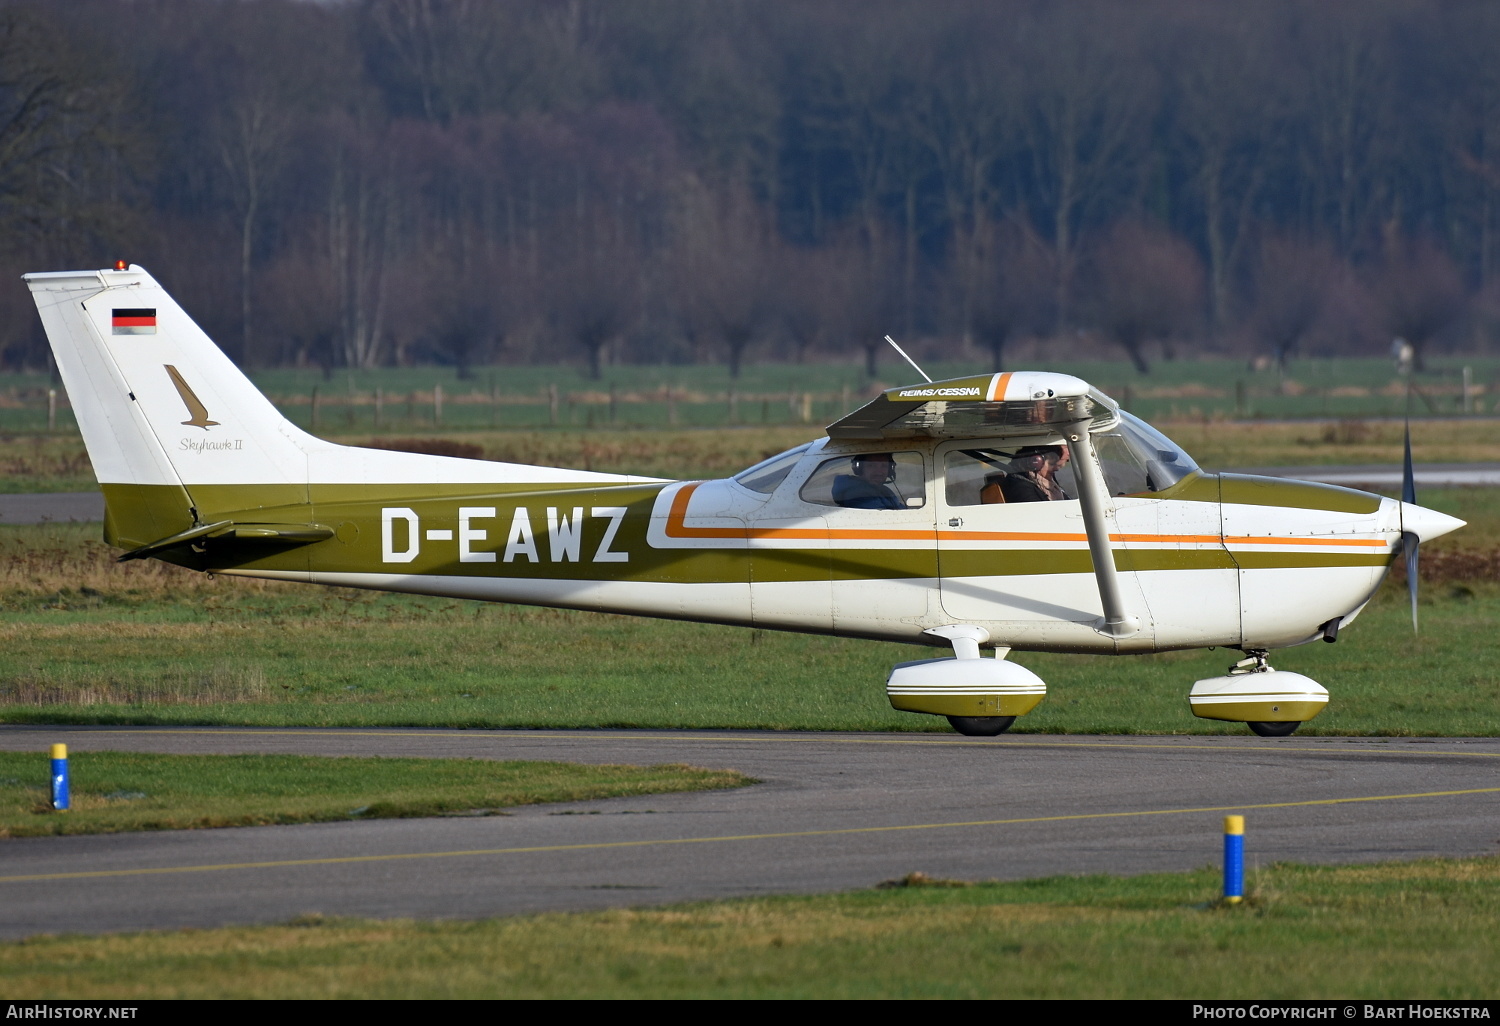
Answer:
[47,388,57,432]
[374,387,383,428]
[609,382,618,424]
[434,383,443,426]
[311,385,320,430]
[548,383,559,426]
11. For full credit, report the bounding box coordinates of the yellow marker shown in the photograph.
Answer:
[1223,815,1245,903]
[49,743,69,811]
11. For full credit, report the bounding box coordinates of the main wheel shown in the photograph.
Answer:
[946,715,1016,737]
[1247,721,1300,737]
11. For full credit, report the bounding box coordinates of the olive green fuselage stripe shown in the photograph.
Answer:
[98,479,1393,584]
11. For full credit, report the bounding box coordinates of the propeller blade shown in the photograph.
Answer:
[1403,531,1420,633]
[1400,403,1418,631]
[1402,416,1416,506]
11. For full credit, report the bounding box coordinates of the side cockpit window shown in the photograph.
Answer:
[733,443,812,494]
[799,451,926,509]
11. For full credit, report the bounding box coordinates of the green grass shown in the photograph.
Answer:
[3,857,1497,998]
[0,751,750,838]
[0,515,1496,735]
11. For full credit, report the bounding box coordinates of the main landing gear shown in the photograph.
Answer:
[886,626,1046,736]
[1188,650,1329,737]
[1246,720,1301,737]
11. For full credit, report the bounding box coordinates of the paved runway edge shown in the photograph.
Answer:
[2,729,1497,937]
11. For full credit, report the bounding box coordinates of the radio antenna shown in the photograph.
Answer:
[884,335,932,383]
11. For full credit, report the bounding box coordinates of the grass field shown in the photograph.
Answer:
[3,856,1496,998]
[3,355,1499,437]
[0,498,1494,735]
[0,751,749,838]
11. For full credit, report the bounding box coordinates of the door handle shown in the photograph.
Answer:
[947,517,963,528]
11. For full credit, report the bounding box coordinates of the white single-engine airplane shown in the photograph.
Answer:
[26,265,1465,736]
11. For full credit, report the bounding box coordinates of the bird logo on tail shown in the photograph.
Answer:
[164,364,219,429]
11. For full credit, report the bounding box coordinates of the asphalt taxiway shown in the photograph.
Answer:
[0,726,1496,939]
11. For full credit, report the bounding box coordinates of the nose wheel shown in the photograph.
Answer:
[946,715,1016,736]
[1188,649,1328,735]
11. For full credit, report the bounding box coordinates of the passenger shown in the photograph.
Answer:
[832,453,904,509]
[1001,445,1071,502]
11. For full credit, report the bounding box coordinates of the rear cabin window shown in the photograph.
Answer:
[944,448,1078,506]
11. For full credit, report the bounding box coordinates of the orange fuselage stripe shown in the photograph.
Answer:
[663,484,1392,549]
[988,372,1013,401]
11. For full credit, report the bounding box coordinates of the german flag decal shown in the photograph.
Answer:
[111,308,156,335]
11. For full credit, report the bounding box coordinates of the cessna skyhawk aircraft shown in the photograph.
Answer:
[26,265,1465,736]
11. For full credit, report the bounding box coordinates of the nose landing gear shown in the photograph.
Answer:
[1189,650,1328,737]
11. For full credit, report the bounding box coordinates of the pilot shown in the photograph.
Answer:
[833,453,904,509]
[1001,445,1071,502]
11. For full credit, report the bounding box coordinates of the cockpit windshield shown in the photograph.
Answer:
[1094,412,1199,494]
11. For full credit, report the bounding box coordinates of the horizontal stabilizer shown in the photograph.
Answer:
[118,520,335,562]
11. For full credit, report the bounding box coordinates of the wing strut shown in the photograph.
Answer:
[1065,422,1141,639]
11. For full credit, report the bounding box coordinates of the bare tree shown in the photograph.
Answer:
[1015,3,1152,332]
[262,233,341,370]
[672,185,777,378]
[0,7,133,243]
[1250,233,1338,370]
[779,242,841,364]
[951,214,1052,372]
[1165,8,1281,335]
[1371,237,1467,371]
[547,242,638,379]
[800,224,904,379]
[1087,221,1205,374]
[1290,7,1393,259]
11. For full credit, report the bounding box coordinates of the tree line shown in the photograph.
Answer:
[1,0,1497,377]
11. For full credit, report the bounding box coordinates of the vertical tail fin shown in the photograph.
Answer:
[25,265,320,548]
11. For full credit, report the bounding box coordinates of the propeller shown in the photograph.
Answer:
[1401,392,1419,632]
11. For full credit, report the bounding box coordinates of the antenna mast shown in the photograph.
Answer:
[884,335,932,383]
